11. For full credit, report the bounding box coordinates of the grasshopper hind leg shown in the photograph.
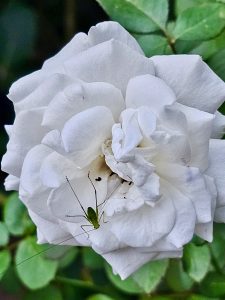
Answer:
[80,224,94,238]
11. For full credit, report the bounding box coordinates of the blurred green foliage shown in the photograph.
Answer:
[1,0,225,299]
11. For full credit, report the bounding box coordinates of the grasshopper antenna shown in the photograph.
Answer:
[87,171,98,211]
[0,228,97,278]
[66,176,87,217]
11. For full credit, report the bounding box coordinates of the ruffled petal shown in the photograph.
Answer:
[110,192,176,248]
[61,106,114,167]
[42,80,124,129]
[152,55,225,113]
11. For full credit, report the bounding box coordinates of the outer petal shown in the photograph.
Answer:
[28,210,77,245]
[4,175,19,191]
[19,144,53,220]
[42,33,90,71]
[103,247,182,280]
[88,21,143,54]
[175,103,214,171]
[42,80,124,129]
[64,39,154,95]
[152,55,225,113]
[14,74,73,113]
[157,163,212,224]
[162,180,196,248]
[1,108,48,177]
[206,139,225,222]
[126,74,176,114]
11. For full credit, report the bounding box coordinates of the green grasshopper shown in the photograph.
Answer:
[65,173,109,236]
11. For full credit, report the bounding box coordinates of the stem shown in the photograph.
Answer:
[55,276,125,300]
[64,0,77,40]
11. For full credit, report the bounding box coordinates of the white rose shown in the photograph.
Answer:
[2,21,225,279]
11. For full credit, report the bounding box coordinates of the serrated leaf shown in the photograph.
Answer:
[134,34,172,56]
[96,0,168,33]
[15,236,58,290]
[183,243,211,282]
[0,222,9,246]
[175,0,217,15]
[87,294,115,300]
[4,193,34,236]
[0,250,11,280]
[190,30,225,59]
[24,285,63,300]
[200,272,225,297]
[133,259,168,293]
[165,260,194,292]
[173,4,225,41]
[105,263,142,294]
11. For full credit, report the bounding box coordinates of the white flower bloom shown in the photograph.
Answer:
[2,21,225,279]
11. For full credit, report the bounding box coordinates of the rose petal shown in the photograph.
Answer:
[152,55,225,113]
[126,74,176,114]
[211,111,225,138]
[64,39,154,95]
[4,175,19,191]
[61,106,114,167]
[15,74,73,113]
[88,21,143,54]
[42,80,124,129]
[28,210,77,245]
[110,192,176,247]
[42,33,90,71]
[157,163,212,223]
[1,108,48,177]
[206,139,225,221]
[174,103,214,171]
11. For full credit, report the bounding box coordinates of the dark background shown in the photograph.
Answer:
[0,0,108,190]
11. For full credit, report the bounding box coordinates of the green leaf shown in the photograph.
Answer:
[87,294,115,300]
[0,222,9,246]
[83,248,104,270]
[133,259,169,293]
[0,266,22,294]
[0,3,37,66]
[165,260,194,292]
[58,248,78,269]
[15,236,58,290]
[105,263,142,294]
[96,0,168,33]
[175,0,216,15]
[208,48,225,81]
[209,234,225,270]
[190,30,225,59]
[173,4,225,41]
[0,250,11,280]
[200,272,225,297]
[24,285,63,300]
[134,34,172,56]
[4,193,34,236]
[183,243,211,282]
